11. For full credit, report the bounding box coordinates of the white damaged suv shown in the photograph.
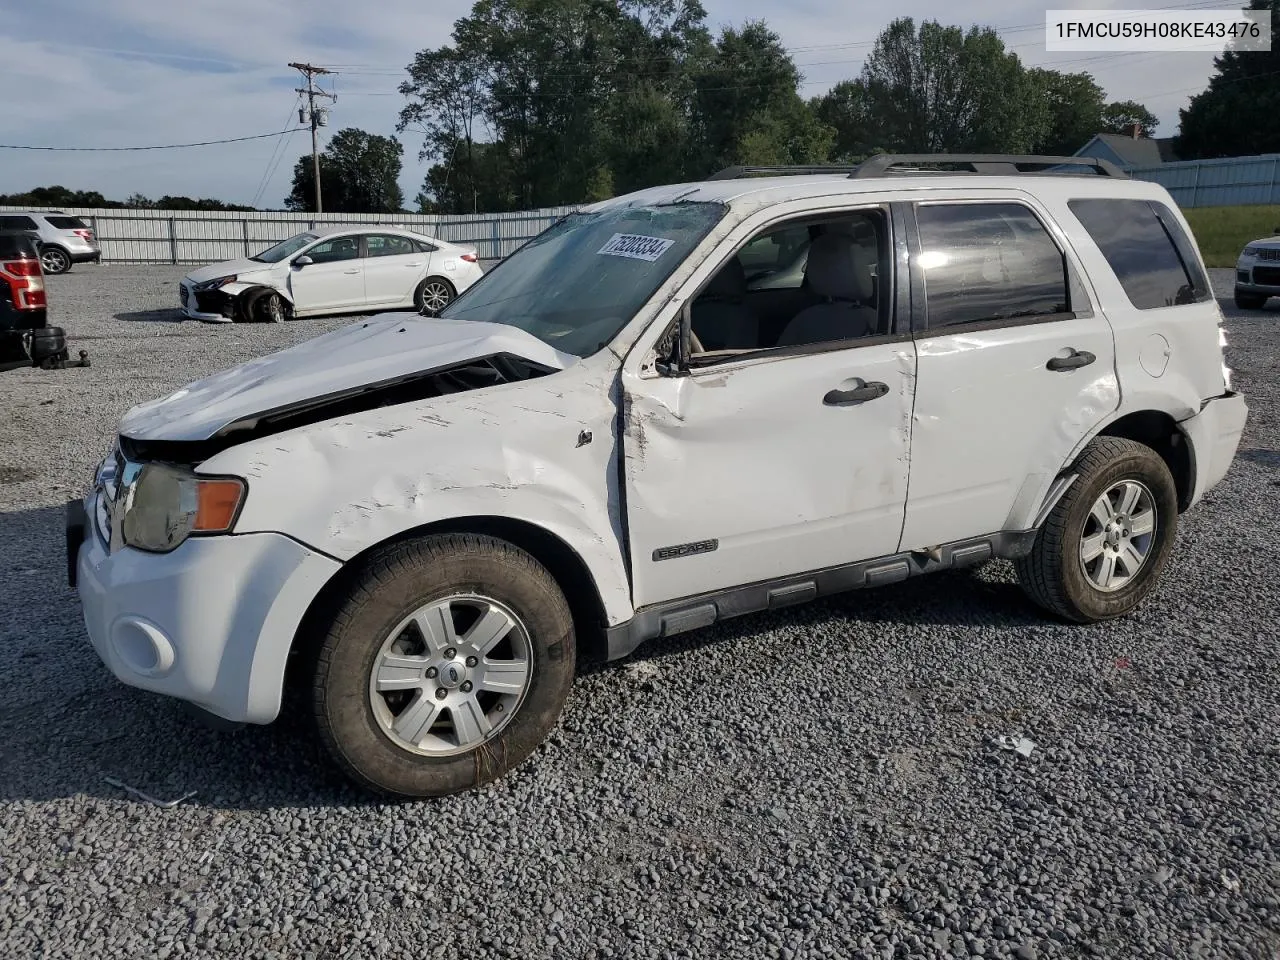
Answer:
[67,155,1248,798]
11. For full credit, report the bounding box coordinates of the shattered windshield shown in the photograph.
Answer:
[439,202,726,357]
[251,233,318,263]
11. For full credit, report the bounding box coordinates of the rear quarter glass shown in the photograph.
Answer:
[44,216,89,230]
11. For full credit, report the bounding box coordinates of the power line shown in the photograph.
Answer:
[0,130,307,151]
[251,94,305,210]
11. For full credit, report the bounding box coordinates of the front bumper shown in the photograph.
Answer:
[1180,391,1249,509]
[179,282,237,322]
[1235,264,1280,295]
[69,491,341,724]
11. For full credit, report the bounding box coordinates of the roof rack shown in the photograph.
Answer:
[707,154,1129,181]
[705,165,864,181]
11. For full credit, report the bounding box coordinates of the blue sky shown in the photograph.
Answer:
[0,0,1222,208]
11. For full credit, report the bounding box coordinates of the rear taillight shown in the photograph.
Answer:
[460,252,478,263]
[1,258,47,309]
[74,229,94,241]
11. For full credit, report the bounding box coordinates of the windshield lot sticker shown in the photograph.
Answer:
[598,233,675,262]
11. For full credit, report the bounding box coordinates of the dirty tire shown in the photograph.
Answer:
[1233,291,1267,310]
[1016,436,1178,623]
[414,277,455,314]
[311,533,576,799]
[255,291,286,323]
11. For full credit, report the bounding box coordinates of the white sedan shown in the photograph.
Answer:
[178,226,484,323]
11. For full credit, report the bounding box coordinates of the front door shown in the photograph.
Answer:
[621,202,915,609]
[289,234,365,313]
[899,197,1120,549]
[362,233,428,307]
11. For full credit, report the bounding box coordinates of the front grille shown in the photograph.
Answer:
[179,284,190,308]
[1257,248,1280,262]
[1253,265,1280,286]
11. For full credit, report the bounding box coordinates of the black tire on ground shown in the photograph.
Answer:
[1015,436,1179,623]
[414,277,455,314]
[40,246,71,275]
[1233,290,1267,310]
[311,533,576,798]
[248,289,287,323]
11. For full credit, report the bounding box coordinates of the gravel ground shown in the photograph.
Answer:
[1,264,1278,959]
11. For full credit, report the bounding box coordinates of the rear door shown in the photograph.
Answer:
[362,233,428,307]
[899,195,1120,550]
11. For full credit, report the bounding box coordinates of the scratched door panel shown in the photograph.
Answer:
[622,341,916,608]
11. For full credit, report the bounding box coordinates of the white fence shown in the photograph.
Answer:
[0,206,580,265]
[1128,154,1280,208]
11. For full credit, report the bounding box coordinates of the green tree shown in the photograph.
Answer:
[812,80,883,162]
[856,18,1048,154]
[1101,100,1159,139]
[688,21,832,172]
[1029,69,1108,155]
[286,128,405,213]
[1177,0,1280,158]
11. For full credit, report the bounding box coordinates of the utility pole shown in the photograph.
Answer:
[289,62,335,214]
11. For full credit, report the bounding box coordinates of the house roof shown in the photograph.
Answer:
[1155,138,1180,163]
[1076,133,1165,167]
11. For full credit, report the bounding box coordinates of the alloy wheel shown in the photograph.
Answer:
[367,594,533,757]
[1079,479,1157,592]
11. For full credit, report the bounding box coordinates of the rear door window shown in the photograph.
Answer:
[1068,199,1212,309]
[364,234,417,258]
[0,216,38,230]
[916,202,1070,329]
[45,216,89,230]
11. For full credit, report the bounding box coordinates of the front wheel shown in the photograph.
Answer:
[1016,437,1179,623]
[311,533,576,798]
[40,246,71,275]
[415,277,455,315]
[1234,289,1267,310]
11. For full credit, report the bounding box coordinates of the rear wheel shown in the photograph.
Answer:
[40,246,71,275]
[415,277,455,315]
[1234,289,1267,310]
[1016,437,1178,623]
[311,533,576,798]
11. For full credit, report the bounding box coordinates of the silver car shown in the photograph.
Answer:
[1234,226,1280,310]
[0,211,102,275]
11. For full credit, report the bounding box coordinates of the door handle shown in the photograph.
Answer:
[406,261,422,267]
[1046,349,1096,372]
[343,269,360,275]
[823,381,890,406]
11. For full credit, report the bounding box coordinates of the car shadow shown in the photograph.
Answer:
[0,503,379,810]
[1237,448,1280,469]
[113,309,186,323]
[0,499,1046,809]
[590,564,1047,676]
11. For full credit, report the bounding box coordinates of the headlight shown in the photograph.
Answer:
[1241,246,1259,258]
[119,462,246,553]
[194,274,237,290]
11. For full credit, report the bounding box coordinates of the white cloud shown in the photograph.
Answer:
[0,0,1218,206]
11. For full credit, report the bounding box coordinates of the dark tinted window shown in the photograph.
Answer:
[1069,198,1211,310]
[306,235,360,263]
[917,203,1069,328]
[415,239,438,253]
[45,216,88,230]
[364,234,417,257]
[0,216,38,230]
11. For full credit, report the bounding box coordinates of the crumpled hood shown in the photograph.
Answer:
[183,257,275,285]
[119,314,577,443]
